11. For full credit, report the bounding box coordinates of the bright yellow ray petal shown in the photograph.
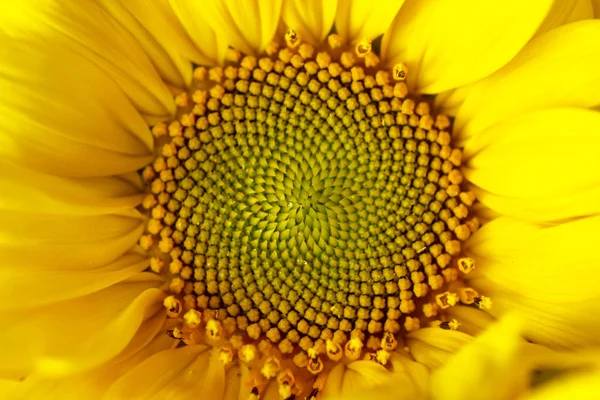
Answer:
[0,161,143,215]
[167,0,228,65]
[524,370,600,400]
[464,109,600,208]
[323,352,429,400]
[455,19,600,142]
[0,278,163,379]
[0,213,144,270]
[11,331,174,400]
[104,346,227,400]
[335,0,404,44]
[0,252,148,310]
[430,315,528,400]
[0,1,174,121]
[381,0,551,94]
[97,0,199,89]
[282,0,337,45]
[536,0,595,35]
[186,0,283,57]
[0,39,153,177]
[466,215,600,348]
[406,328,473,369]
[445,306,495,337]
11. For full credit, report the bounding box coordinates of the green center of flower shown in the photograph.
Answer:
[139,32,485,399]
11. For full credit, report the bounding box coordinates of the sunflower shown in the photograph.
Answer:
[1,0,600,399]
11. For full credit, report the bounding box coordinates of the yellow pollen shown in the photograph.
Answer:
[375,349,391,365]
[458,257,475,274]
[474,296,493,310]
[285,28,301,48]
[435,291,460,309]
[163,295,182,318]
[355,39,372,58]
[239,344,258,363]
[393,63,409,81]
[206,319,222,341]
[261,357,281,379]
[219,346,234,365]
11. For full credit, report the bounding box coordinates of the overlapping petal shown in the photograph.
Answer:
[0,38,153,177]
[0,0,175,121]
[455,20,600,142]
[381,0,551,94]
[466,216,600,348]
[0,277,164,379]
[282,0,336,45]
[463,108,600,222]
[334,0,404,44]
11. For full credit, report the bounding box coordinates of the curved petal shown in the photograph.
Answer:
[406,328,473,369]
[524,370,600,400]
[0,213,144,270]
[0,279,164,379]
[335,0,404,44]
[0,1,174,121]
[180,0,282,57]
[0,252,149,310]
[324,352,429,400]
[455,20,600,142]
[0,161,143,215]
[463,108,600,221]
[445,306,495,337]
[536,0,594,35]
[96,0,199,89]
[11,330,174,400]
[381,0,551,94]
[0,38,153,177]
[467,216,600,348]
[282,0,336,45]
[104,346,227,400]
[430,315,528,400]
[167,0,227,65]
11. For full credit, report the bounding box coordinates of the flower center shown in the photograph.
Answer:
[140,31,487,399]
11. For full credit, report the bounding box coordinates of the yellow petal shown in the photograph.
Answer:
[12,331,174,400]
[319,352,429,400]
[0,252,149,310]
[0,161,143,215]
[430,315,528,400]
[381,0,551,94]
[104,346,227,400]
[406,328,473,369]
[324,352,429,400]
[335,0,404,44]
[0,1,174,121]
[188,0,283,56]
[455,20,600,142]
[536,0,595,35]
[0,213,144,270]
[167,0,228,65]
[97,0,199,89]
[282,0,337,45]
[467,215,600,348]
[524,370,600,400]
[472,185,600,224]
[0,279,164,379]
[0,39,153,177]
[464,109,600,206]
[445,306,495,337]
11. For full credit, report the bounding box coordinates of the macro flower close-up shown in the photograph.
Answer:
[2,0,600,399]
